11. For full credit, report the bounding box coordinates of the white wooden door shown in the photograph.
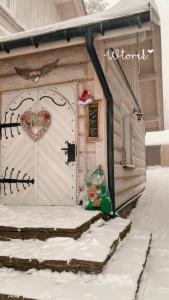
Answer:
[0,84,77,206]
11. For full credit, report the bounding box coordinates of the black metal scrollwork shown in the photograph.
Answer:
[0,112,21,140]
[0,167,34,195]
[9,97,34,111]
[40,95,66,106]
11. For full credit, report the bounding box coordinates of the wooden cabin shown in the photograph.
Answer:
[0,1,24,36]
[0,0,163,215]
[0,0,86,36]
[146,130,169,167]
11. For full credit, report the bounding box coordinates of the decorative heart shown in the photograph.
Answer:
[148,49,154,54]
[20,110,51,142]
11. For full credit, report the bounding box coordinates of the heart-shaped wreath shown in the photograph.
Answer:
[20,110,51,142]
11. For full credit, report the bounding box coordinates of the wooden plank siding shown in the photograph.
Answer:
[105,48,146,207]
[0,41,146,208]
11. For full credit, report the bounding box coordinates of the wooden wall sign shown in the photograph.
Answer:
[86,101,101,142]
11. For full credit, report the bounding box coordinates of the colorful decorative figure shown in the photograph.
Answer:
[78,89,93,106]
[84,165,113,215]
[20,110,51,142]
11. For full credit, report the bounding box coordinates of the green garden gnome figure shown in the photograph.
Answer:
[85,165,113,215]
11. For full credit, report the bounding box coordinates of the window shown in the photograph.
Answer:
[121,104,132,167]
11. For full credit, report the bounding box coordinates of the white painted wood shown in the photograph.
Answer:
[0,1,24,35]
[9,0,85,30]
[0,89,36,205]
[11,0,61,30]
[0,83,77,206]
[37,85,77,206]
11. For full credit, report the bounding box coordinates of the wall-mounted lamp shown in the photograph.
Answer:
[133,108,144,121]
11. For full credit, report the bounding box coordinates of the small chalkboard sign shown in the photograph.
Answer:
[86,101,101,142]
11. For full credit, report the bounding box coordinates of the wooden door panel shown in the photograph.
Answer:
[0,90,35,205]
[0,84,77,206]
[37,85,76,205]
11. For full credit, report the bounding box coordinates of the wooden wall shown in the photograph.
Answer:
[146,144,169,167]
[0,45,102,204]
[116,44,142,103]
[105,44,146,208]
[0,41,146,207]
[9,0,85,30]
[11,0,61,29]
[146,145,161,166]
[161,145,169,166]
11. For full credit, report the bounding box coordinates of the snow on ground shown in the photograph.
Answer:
[130,167,169,300]
[0,229,150,300]
[0,206,100,228]
[0,166,168,299]
[0,218,130,262]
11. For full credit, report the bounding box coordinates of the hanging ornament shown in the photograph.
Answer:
[20,110,51,142]
[78,89,93,106]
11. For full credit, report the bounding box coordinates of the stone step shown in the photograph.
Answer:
[0,206,102,240]
[0,218,131,274]
[0,230,151,300]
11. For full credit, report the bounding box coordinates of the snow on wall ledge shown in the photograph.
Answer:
[145,130,169,146]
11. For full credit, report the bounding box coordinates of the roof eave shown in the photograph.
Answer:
[0,10,151,53]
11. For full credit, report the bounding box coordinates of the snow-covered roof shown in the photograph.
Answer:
[146,130,169,146]
[0,0,159,44]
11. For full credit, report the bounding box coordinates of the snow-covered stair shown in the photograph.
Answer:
[0,218,131,274]
[0,230,151,300]
[0,206,103,240]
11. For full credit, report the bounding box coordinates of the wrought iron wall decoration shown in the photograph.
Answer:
[0,112,21,140]
[0,167,34,195]
[15,59,60,83]
[51,89,75,112]
[40,89,75,113]
[0,92,70,141]
[20,110,51,142]
[9,97,34,112]
[40,95,66,107]
[0,98,35,140]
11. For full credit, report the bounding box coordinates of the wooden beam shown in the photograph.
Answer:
[144,114,161,122]
[94,40,108,183]
[105,32,147,48]
[151,23,163,129]
[0,24,10,36]
[55,0,71,4]
[73,0,86,16]
[139,72,158,82]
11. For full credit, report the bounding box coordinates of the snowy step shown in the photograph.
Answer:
[0,218,131,274]
[0,230,151,300]
[0,206,102,240]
